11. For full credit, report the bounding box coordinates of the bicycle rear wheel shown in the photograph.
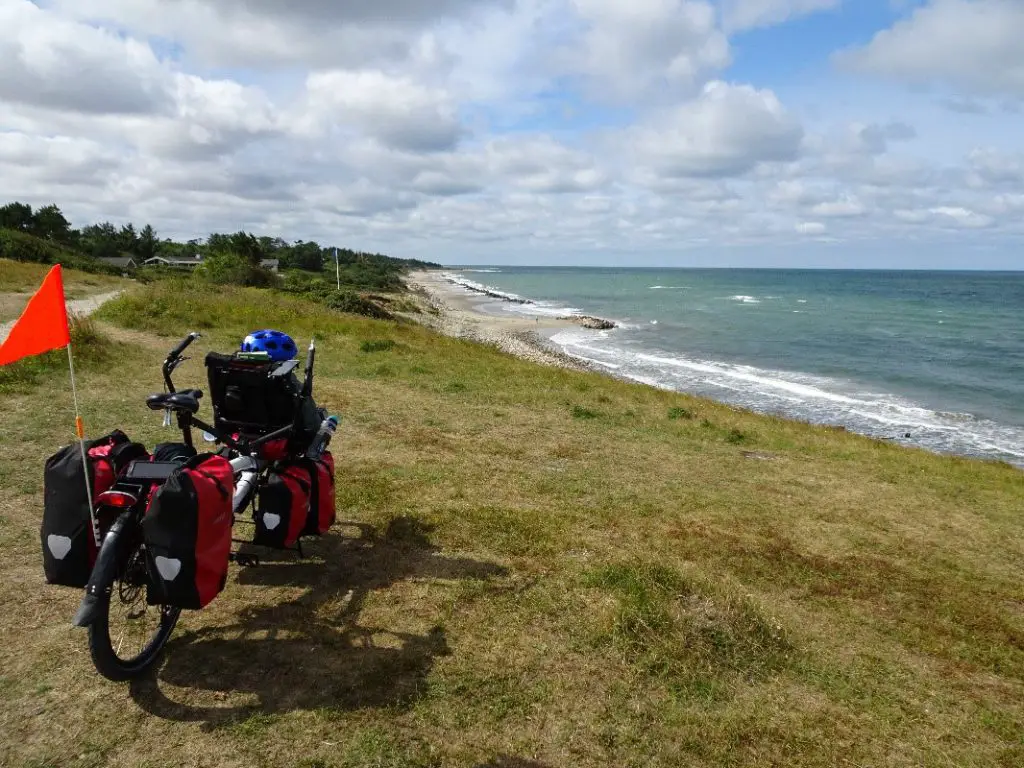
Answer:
[87,539,181,682]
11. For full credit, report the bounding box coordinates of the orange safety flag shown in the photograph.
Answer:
[0,264,71,366]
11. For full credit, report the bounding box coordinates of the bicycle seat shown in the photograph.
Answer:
[146,389,203,414]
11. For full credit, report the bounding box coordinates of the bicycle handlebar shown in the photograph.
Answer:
[163,332,201,393]
[169,332,201,361]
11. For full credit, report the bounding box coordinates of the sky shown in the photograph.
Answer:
[1,0,1023,269]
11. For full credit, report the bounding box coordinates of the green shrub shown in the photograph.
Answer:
[325,291,392,320]
[0,229,120,275]
[668,407,694,420]
[572,405,599,420]
[726,428,747,444]
[197,252,277,287]
[360,339,397,353]
[0,315,113,394]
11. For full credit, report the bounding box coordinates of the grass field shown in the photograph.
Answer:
[0,280,1021,767]
[0,259,129,323]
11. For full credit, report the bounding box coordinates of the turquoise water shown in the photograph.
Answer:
[443,267,1024,468]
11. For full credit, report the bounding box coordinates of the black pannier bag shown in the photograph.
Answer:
[41,429,149,587]
[142,453,235,609]
[252,462,311,549]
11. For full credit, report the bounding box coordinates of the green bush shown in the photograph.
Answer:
[325,290,392,320]
[0,315,113,394]
[361,339,397,353]
[197,252,277,287]
[668,407,694,420]
[0,229,120,275]
[572,405,599,420]
[726,428,748,444]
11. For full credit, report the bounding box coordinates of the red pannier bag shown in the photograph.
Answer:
[253,462,311,549]
[142,453,234,609]
[301,451,336,537]
[41,429,149,587]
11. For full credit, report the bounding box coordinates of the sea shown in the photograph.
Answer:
[442,266,1024,469]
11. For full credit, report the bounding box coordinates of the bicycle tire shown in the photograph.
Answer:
[87,539,181,682]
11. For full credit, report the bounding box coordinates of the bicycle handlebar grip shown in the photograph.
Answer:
[169,332,201,360]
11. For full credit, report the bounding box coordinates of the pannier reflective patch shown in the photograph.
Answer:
[47,535,73,560]
[155,556,182,581]
[262,513,281,531]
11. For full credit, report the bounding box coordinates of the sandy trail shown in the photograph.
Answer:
[0,290,123,345]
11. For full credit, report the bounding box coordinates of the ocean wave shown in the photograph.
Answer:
[442,273,532,304]
[649,285,690,290]
[731,295,761,304]
[462,268,502,273]
[501,301,584,318]
[546,334,1024,467]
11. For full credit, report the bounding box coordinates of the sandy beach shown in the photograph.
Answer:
[403,270,602,373]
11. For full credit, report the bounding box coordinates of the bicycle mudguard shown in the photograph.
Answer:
[72,510,135,627]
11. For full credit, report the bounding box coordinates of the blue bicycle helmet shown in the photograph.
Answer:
[240,329,297,361]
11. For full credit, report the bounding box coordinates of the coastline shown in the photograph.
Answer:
[403,269,605,373]
[402,269,1024,470]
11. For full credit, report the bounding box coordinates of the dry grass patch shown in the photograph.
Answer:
[0,258,129,320]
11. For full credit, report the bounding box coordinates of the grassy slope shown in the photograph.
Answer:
[0,258,129,323]
[0,282,1021,768]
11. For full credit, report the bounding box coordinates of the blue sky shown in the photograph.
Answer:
[3,1,1023,269]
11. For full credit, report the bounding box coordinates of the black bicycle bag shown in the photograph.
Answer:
[142,453,235,609]
[253,461,311,549]
[41,429,149,587]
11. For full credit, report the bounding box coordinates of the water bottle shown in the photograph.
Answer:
[307,415,339,459]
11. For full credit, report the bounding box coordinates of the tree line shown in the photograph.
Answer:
[0,201,439,276]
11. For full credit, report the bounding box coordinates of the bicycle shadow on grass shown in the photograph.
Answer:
[129,515,508,728]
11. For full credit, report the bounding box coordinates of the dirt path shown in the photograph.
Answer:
[0,290,123,345]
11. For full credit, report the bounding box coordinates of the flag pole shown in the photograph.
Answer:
[335,247,340,291]
[66,335,100,549]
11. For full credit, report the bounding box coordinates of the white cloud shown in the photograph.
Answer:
[299,70,464,153]
[567,0,731,100]
[138,76,284,160]
[966,148,1024,188]
[895,206,995,229]
[200,0,501,27]
[50,0,441,70]
[720,0,842,32]
[485,135,608,193]
[0,0,170,115]
[836,0,1024,98]
[0,0,1019,263]
[795,221,827,235]
[629,81,804,177]
[0,131,123,185]
[810,196,866,217]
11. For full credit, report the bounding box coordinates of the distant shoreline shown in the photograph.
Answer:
[403,270,604,373]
